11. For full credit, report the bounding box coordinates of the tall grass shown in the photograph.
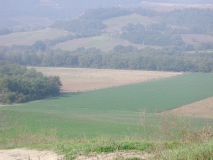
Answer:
[0,127,58,149]
[1,110,212,160]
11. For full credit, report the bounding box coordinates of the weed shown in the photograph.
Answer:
[0,127,58,149]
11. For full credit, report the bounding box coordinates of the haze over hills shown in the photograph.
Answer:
[1,0,213,19]
[1,0,213,72]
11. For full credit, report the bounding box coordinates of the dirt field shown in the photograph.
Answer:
[32,67,183,92]
[165,97,213,118]
[0,149,63,160]
[0,149,153,160]
[142,2,213,11]
[181,34,213,45]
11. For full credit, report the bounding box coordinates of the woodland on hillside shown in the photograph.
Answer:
[0,61,62,103]
[1,8,213,72]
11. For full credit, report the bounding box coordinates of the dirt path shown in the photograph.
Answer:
[76,151,153,160]
[0,104,6,107]
[0,149,63,160]
[164,97,213,118]
[0,149,153,160]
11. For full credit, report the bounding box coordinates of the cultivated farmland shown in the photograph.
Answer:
[0,28,69,46]
[54,14,161,52]
[181,34,213,45]
[1,69,213,159]
[54,33,161,52]
[165,97,213,118]
[1,72,213,139]
[32,67,182,92]
[103,14,157,33]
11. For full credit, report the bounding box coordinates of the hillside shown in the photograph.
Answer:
[1,2,213,160]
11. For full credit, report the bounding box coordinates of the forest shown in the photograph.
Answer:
[0,44,213,72]
[0,61,62,103]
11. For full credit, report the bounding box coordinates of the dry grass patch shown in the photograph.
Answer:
[0,28,69,46]
[165,97,213,118]
[76,151,153,160]
[143,2,213,11]
[32,67,182,92]
[181,34,213,45]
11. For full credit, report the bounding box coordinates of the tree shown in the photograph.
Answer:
[32,41,46,51]
[0,61,62,103]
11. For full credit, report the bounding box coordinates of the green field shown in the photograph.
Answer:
[0,28,69,46]
[103,14,157,33]
[54,33,155,52]
[55,14,160,52]
[1,73,213,140]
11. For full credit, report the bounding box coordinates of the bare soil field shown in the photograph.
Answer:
[181,34,213,45]
[0,104,5,107]
[0,149,63,160]
[32,67,182,92]
[165,97,213,118]
[141,2,213,11]
[0,29,68,46]
[0,149,153,160]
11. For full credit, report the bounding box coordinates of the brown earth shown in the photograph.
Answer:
[181,34,213,45]
[32,67,183,92]
[75,151,153,160]
[142,2,213,11]
[164,97,213,118]
[0,149,63,160]
[0,149,153,160]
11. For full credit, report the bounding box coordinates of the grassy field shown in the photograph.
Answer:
[1,73,213,138]
[55,14,160,52]
[1,72,213,159]
[0,28,69,46]
[54,33,161,52]
[103,14,158,33]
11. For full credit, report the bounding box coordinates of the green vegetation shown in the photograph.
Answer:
[2,45,213,72]
[104,14,157,32]
[1,73,213,159]
[120,23,184,47]
[0,61,62,103]
[2,8,213,72]
[1,73,213,135]
[1,3,213,159]
[164,8,213,35]
[51,19,106,37]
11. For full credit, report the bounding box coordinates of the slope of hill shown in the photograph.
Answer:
[0,28,68,46]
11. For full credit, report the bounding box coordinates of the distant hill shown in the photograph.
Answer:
[141,0,213,4]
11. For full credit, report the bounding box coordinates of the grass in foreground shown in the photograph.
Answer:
[1,113,213,160]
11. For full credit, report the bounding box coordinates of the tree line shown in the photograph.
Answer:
[1,44,213,73]
[0,61,62,104]
[163,8,213,35]
[120,23,185,47]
